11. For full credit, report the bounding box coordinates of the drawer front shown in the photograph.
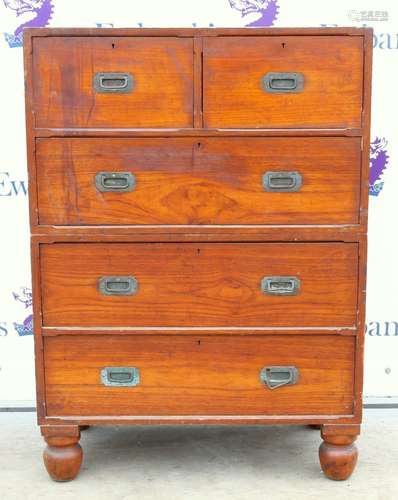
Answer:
[41,243,358,327]
[36,137,361,226]
[44,335,355,416]
[203,36,363,128]
[32,37,193,128]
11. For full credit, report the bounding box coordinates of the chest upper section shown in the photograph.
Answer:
[30,32,365,129]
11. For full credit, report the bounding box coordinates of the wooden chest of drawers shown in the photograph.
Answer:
[24,27,372,482]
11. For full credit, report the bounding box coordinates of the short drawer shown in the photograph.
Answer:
[32,37,193,128]
[43,334,355,417]
[36,137,361,226]
[40,243,358,328]
[203,36,363,128]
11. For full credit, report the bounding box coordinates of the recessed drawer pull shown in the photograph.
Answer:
[93,72,133,93]
[260,366,299,390]
[261,276,300,296]
[95,172,136,193]
[263,171,302,192]
[262,72,304,93]
[101,367,140,387]
[98,276,138,296]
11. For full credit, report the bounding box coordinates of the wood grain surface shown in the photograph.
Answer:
[44,334,355,416]
[203,36,363,128]
[36,137,361,225]
[40,242,358,328]
[32,37,194,128]
[22,28,372,445]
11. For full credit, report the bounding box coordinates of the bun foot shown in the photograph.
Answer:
[319,424,360,481]
[41,426,83,482]
[319,441,358,480]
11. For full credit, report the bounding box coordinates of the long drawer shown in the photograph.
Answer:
[44,334,355,417]
[40,243,358,328]
[203,36,363,128]
[36,137,361,226]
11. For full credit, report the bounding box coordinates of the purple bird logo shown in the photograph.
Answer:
[228,0,279,27]
[369,137,389,197]
[12,287,33,336]
[3,0,54,48]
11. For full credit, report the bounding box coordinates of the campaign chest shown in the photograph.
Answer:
[24,27,372,482]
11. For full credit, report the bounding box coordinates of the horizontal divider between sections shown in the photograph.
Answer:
[32,225,362,229]
[33,127,365,137]
[30,230,365,243]
[27,27,368,37]
[41,327,358,336]
[40,414,357,425]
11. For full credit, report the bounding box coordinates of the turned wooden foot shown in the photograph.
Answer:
[41,426,83,482]
[79,425,90,431]
[319,424,360,481]
[308,424,321,430]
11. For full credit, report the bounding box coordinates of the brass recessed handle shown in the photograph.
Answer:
[101,367,140,387]
[260,366,299,390]
[263,171,302,192]
[98,276,138,296]
[262,72,304,93]
[261,276,300,296]
[95,172,136,192]
[93,72,133,93]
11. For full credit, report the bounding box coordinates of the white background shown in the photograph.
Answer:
[0,0,396,404]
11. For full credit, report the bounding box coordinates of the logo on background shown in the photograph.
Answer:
[12,287,33,336]
[228,0,279,27]
[3,0,54,48]
[348,10,388,22]
[369,137,389,197]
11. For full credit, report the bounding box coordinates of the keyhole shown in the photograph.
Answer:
[111,43,115,49]
[197,340,201,346]
[281,42,286,48]
[197,142,201,148]
[197,248,201,255]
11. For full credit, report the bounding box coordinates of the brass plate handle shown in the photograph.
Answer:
[263,171,302,192]
[101,367,140,387]
[95,172,136,192]
[98,276,138,296]
[261,276,300,296]
[93,72,133,93]
[260,366,299,390]
[262,72,304,93]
